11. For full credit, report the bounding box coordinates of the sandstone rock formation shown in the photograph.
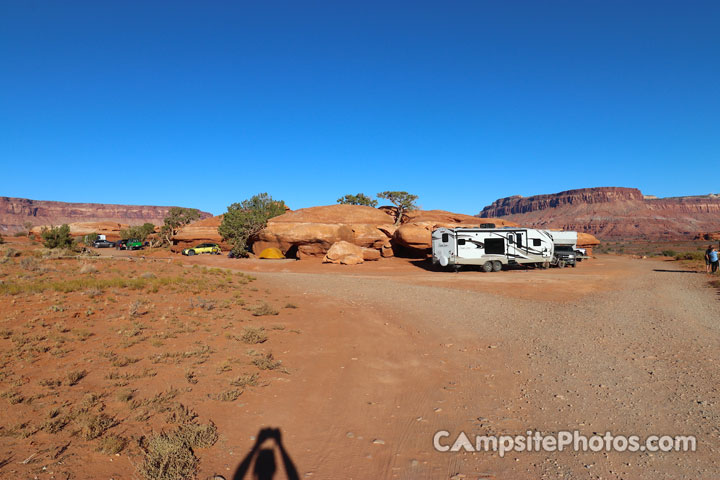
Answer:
[251,205,395,258]
[323,241,365,265]
[171,215,231,253]
[480,188,720,240]
[30,221,129,241]
[1,197,211,234]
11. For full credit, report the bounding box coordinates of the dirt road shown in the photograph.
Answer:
[200,256,720,479]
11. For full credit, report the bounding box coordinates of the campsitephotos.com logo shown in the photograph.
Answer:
[433,430,697,457]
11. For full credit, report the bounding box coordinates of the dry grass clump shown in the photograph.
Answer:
[139,423,217,480]
[230,372,258,388]
[247,302,279,317]
[240,326,267,344]
[66,369,87,386]
[284,303,298,309]
[252,353,281,371]
[98,434,127,454]
[75,412,118,440]
[213,389,242,402]
[79,263,98,274]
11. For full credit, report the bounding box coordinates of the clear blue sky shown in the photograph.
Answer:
[1,1,718,215]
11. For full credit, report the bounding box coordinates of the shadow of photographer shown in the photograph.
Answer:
[232,427,299,480]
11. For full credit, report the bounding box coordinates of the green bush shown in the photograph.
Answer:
[660,250,678,257]
[41,225,74,249]
[120,223,155,241]
[674,251,705,261]
[219,193,286,257]
[337,193,378,207]
[84,233,100,246]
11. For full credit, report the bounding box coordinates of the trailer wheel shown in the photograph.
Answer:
[492,261,502,272]
[482,261,493,273]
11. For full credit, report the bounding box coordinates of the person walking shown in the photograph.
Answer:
[709,246,719,274]
[706,244,714,274]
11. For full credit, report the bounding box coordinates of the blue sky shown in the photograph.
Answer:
[1,1,718,215]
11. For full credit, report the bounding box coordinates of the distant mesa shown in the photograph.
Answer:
[479,187,720,240]
[0,196,211,233]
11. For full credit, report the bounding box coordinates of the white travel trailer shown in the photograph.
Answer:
[432,227,555,272]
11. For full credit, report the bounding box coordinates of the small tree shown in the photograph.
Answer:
[160,207,201,246]
[84,233,100,246]
[377,191,418,225]
[219,193,286,258]
[41,224,74,249]
[336,193,378,207]
[23,221,33,238]
[120,223,156,242]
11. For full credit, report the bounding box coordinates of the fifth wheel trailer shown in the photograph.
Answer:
[432,227,555,272]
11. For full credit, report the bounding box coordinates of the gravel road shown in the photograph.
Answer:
[253,256,720,479]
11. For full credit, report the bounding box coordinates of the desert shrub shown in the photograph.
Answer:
[252,352,281,371]
[120,223,155,242]
[675,251,705,261]
[4,248,20,258]
[248,302,278,317]
[76,412,118,440]
[660,250,678,257]
[219,193,286,257]
[337,193,378,207]
[66,370,87,386]
[230,372,258,388]
[98,434,127,454]
[139,423,217,480]
[0,234,4,244]
[79,263,99,274]
[13,231,27,237]
[41,224,74,249]
[214,389,242,402]
[240,327,267,344]
[84,233,99,246]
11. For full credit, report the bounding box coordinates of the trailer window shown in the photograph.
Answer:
[533,239,541,247]
[484,238,505,254]
[508,234,514,245]
[441,233,449,243]
[516,233,523,248]
[457,239,466,245]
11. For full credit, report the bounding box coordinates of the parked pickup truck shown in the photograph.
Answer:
[553,245,577,268]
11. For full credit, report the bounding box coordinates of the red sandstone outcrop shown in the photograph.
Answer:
[30,221,129,241]
[251,205,395,258]
[171,216,232,253]
[480,188,720,240]
[1,197,211,234]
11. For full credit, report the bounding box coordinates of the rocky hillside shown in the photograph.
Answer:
[479,187,720,240]
[1,196,211,233]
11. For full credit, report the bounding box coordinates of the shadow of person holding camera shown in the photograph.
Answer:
[232,427,299,480]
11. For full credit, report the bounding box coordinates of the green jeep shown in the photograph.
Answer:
[125,238,144,250]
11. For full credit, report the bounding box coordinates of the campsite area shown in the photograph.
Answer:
[1,235,719,479]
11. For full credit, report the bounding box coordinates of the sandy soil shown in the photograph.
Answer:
[2,238,719,479]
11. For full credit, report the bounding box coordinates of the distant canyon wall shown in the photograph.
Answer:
[0,197,211,233]
[479,187,720,240]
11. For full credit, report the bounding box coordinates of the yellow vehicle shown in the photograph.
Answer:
[182,243,222,256]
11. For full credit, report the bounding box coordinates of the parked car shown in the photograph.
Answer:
[117,239,143,250]
[553,245,577,267]
[182,243,222,256]
[92,239,115,248]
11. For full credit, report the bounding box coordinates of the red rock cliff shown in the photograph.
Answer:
[1,197,211,233]
[480,188,720,240]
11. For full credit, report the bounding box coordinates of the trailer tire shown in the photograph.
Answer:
[492,261,502,272]
[558,260,566,268]
[482,261,493,273]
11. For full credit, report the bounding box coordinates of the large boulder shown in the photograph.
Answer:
[323,241,365,265]
[171,216,232,253]
[577,232,601,255]
[251,205,396,258]
[31,222,129,242]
